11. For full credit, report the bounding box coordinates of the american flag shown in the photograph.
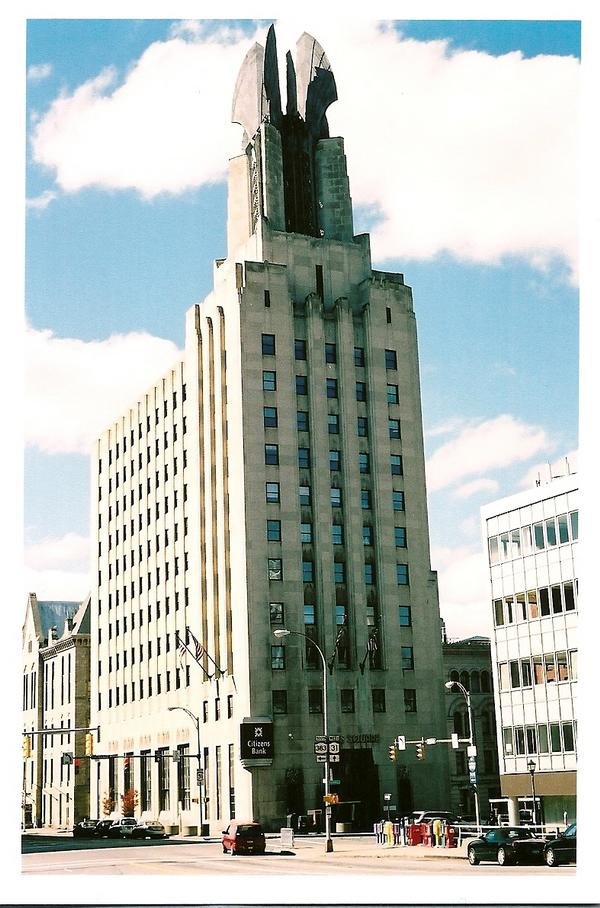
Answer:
[185,626,205,663]
[368,632,378,652]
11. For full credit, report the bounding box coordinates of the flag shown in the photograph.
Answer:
[176,630,187,668]
[186,626,205,663]
[327,623,347,673]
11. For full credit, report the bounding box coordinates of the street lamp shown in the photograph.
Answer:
[273,628,333,853]
[527,759,538,827]
[168,706,204,836]
[445,680,481,832]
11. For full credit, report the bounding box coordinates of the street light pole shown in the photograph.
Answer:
[527,759,537,828]
[168,706,203,837]
[274,628,333,853]
[445,680,481,832]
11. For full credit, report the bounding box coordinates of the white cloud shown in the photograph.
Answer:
[453,477,499,500]
[432,545,491,640]
[26,189,57,210]
[29,20,578,275]
[27,63,52,82]
[25,533,90,602]
[426,413,551,493]
[25,327,182,455]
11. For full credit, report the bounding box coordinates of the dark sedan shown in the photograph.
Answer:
[467,827,546,866]
[544,822,576,866]
[72,818,99,838]
[93,819,116,838]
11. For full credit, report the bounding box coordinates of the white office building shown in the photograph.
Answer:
[481,467,578,825]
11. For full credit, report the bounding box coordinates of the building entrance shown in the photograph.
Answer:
[332,748,379,830]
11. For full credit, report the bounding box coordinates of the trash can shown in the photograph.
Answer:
[446,825,457,848]
[286,813,297,829]
[406,823,422,846]
[296,815,308,833]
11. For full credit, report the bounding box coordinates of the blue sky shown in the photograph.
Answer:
[23,17,580,639]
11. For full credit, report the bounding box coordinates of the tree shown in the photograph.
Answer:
[121,788,139,817]
[102,791,115,816]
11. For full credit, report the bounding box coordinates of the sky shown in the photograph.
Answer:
[21,15,581,643]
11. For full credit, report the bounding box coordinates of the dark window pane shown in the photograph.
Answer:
[262,334,275,355]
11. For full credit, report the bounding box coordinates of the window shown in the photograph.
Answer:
[295,339,307,360]
[392,490,405,511]
[396,563,409,585]
[514,727,526,755]
[362,525,373,546]
[539,587,550,616]
[332,524,344,545]
[262,333,275,356]
[296,375,308,395]
[334,562,346,584]
[404,689,417,712]
[385,349,397,370]
[267,519,281,542]
[556,650,569,681]
[389,418,401,439]
[269,602,284,624]
[534,522,545,550]
[325,342,337,363]
[326,378,338,398]
[391,454,403,475]
[264,288,271,308]
[545,517,557,547]
[303,603,315,625]
[354,346,365,367]
[521,658,532,687]
[297,410,309,432]
[356,381,367,401]
[263,406,278,428]
[299,485,311,506]
[266,482,280,503]
[329,450,341,471]
[394,526,407,548]
[308,689,323,713]
[387,384,399,404]
[401,646,414,670]
[550,723,561,752]
[372,689,386,713]
[358,452,370,474]
[331,487,342,508]
[328,414,339,434]
[265,444,279,465]
[562,721,574,751]
[272,690,288,714]
[271,645,285,670]
[510,661,520,688]
[298,447,310,469]
[537,724,549,753]
[564,581,575,611]
[364,563,375,585]
[302,560,314,582]
[301,522,313,544]
[398,605,411,626]
[268,558,283,581]
[545,652,556,682]
[341,689,355,713]
[570,509,578,539]
[360,489,371,510]
[357,416,368,437]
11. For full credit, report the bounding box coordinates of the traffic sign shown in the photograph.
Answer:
[328,735,340,742]
[314,742,327,755]
[315,735,327,742]
[316,754,326,763]
[329,754,340,762]
[196,769,204,784]
[328,741,340,754]
[384,793,391,801]
[469,771,477,784]
[467,744,477,757]
[468,756,477,770]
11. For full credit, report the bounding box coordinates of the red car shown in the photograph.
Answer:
[222,821,266,855]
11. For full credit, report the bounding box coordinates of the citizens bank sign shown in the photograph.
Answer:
[240,718,274,767]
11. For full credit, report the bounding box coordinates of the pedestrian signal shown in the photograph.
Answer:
[416,742,425,760]
[388,743,397,761]
[22,735,31,759]
[85,733,94,756]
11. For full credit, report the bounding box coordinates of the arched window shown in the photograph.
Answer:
[460,671,470,690]
[470,671,481,693]
[453,711,463,735]
[481,670,491,692]
[450,670,459,683]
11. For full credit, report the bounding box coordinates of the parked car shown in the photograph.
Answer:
[132,821,167,840]
[467,827,546,866]
[222,821,266,855]
[72,818,99,838]
[544,822,577,866]
[93,819,116,838]
[107,817,138,838]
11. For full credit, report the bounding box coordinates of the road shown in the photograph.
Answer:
[22,835,576,876]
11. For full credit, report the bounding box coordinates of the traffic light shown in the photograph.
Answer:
[22,735,31,759]
[416,741,426,761]
[85,733,94,756]
[154,749,161,763]
[388,743,397,761]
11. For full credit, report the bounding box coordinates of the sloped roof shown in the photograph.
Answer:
[36,600,81,643]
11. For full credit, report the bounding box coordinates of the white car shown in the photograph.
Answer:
[409,810,459,825]
[107,817,138,838]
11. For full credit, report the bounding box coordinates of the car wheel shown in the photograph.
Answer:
[468,848,479,866]
[497,847,511,866]
[545,848,558,867]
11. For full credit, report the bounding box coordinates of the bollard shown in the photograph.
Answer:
[384,820,394,846]
[393,822,400,845]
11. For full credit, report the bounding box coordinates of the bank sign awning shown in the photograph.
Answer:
[240,718,274,767]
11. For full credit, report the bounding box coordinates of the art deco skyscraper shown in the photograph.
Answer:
[91,26,449,832]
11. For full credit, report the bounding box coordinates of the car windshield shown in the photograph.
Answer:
[236,825,261,837]
[564,823,576,837]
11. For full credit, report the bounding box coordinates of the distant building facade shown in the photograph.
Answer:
[22,594,91,828]
[89,26,450,833]
[442,635,501,820]
[481,469,578,825]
